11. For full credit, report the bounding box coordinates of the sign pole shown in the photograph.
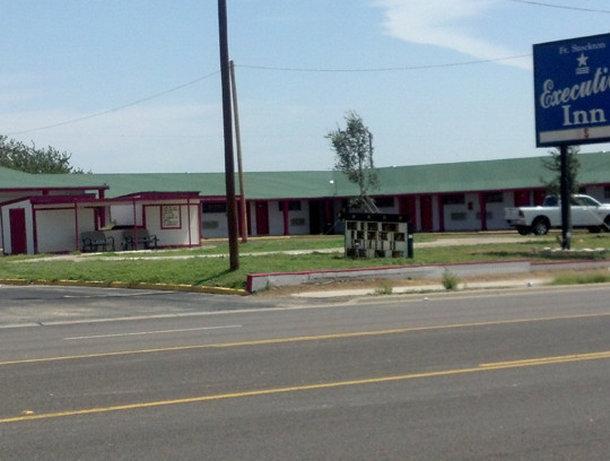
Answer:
[559,144,572,250]
[217,0,239,270]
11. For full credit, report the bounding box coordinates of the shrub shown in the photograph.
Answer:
[442,270,460,290]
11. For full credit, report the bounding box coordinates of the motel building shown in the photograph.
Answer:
[1,151,610,254]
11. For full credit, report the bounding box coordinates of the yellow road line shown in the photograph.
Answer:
[3,311,610,367]
[2,349,610,425]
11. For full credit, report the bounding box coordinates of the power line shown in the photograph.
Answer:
[506,0,610,14]
[6,70,220,136]
[237,54,531,73]
[5,54,532,136]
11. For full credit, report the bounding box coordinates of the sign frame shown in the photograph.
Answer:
[160,205,182,229]
[534,32,610,147]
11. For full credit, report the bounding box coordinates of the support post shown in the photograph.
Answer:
[230,60,248,243]
[560,144,572,250]
[478,192,488,231]
[218,0,239,270]
[437,195,445,232]
[282,200,290,236]
[74,203,79,251]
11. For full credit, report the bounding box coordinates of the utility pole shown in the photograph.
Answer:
[559,144,572,250]
[217,0,239,270]
[230,60,248,243]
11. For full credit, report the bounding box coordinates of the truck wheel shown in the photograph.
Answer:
[604,216,610,232]
[532,217,549,236]
[517,226,530,235]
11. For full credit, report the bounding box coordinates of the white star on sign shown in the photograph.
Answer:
[577,53,589,67]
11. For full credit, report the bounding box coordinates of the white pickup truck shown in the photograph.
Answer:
[504,194,610,235]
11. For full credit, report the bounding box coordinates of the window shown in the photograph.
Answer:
[443,194,465,205]
[543,196,558,207]
[450,212,467,221]
[573,196,600,207]
[485,192,504,203]
[202,202,227,213]
[278,201,301,211]
[202,221,219,229]
[374,196,394,208]
[605,186,610,199]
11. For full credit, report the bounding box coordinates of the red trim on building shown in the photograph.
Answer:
[246,201,252,236]
[438,195,445,232]
[33,206,76,211]
[0,207,3,251]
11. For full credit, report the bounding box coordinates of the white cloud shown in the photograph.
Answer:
[374,0,530,70]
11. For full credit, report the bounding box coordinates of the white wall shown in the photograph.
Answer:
[265,200,310,236]
[145,204,199,247]
[36,208,76,253]
[443,194,478,231]
[201,212,228,238]
[485,192,512,230]
[110,204,143,226]
[1,200,34,254]
[268,201,284,236]
[289,200,309,235]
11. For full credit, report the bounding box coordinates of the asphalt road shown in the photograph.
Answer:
[1,285,610,459]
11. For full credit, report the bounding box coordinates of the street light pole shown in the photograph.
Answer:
[217,0,239,270]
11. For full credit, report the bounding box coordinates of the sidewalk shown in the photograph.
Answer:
[291,278,552,299]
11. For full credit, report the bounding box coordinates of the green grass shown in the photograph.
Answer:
[2,232,609,289]
[551,270,610,286]
[93,231,513,258]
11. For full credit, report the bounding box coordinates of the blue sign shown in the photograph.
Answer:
[534,33,610,147]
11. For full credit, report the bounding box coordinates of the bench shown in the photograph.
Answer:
[122,229,159,250]
[81,231,115,252]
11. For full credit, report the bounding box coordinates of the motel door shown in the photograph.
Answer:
[398,196,417,231]
[514,190,530,207]
[420,195,433,232]
[255,201,269,236]
[9,208,27,254]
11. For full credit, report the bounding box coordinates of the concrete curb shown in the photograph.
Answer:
[246,259,610,293]
[0,278,248,296]
[292,278,552,299]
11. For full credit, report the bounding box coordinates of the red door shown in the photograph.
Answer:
[533,189,547,206]
[420,195,433,232]
[9,208,27,254]
[398,195,418,231]
[514,190,530,207]
[255,201,269,235]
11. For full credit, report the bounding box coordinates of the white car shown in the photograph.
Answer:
[504,194,610,235]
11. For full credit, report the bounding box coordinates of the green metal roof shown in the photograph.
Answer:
[7,151,610,199]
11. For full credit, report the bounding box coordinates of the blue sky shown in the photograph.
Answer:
[2,0,610,173]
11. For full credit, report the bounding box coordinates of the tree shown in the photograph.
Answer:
[0,135,86,174]
[326,112,379,212]
[542,145,580,196]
